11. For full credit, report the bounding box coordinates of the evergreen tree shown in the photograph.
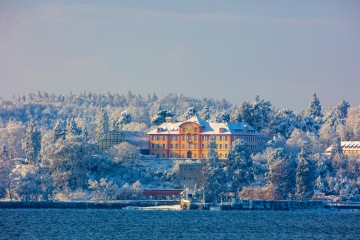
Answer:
[24,119,41,164]
[306,92,322,118]
[335,100,350,120]
[227,139,254,194]
[53,120,66,142]
[66,118,81,137]
[183,107,197,120]
[202,105,210,121]
[119,111,132,130]
[235,114,242,123]
[268,155,296,200]
[220,112,230,123]
[151,105,174,125]
[295,142,316,200]
[1,144,9,160]
[96,108,109,140]
[202,138,224,203]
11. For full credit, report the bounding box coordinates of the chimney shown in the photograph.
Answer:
[166,117,174,123]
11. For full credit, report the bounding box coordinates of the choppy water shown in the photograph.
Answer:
[0,209,359,240]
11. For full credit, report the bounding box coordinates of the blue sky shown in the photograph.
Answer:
[0,0,359,111]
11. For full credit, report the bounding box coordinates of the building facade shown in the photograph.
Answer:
[147,115,262,160]
[325,141,360,156]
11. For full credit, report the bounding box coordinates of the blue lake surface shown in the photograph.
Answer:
[0,209,359,239]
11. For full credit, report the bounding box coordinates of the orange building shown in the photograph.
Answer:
[147,115,262,160]
[325,141,360,156]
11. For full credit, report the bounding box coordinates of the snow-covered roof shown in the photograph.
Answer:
[325,141,360,153]
[148,115,260,135]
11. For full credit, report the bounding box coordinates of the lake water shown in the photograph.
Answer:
[0,209,359,239]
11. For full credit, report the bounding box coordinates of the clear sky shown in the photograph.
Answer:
[0,0,359,111]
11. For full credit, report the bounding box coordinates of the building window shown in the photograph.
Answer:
[163,144,166,149]
[162,153,166,158]
[182,135,186,141]
[157,144,160,149]
[219,144,223,149]
[151,144,155,149]
[194,128,198,133]
[194,135,197,141]
[194,153,197,158]
[225,154,228,158]
[182,144,185,149]
[151,136,154,140]
[156,136,160,140]
[176,144,178,149]
[170,144,173,149]
[219,136,223,141]
[194,144,197,149]
[225,136,228,141]
[201,144,205,149]
[188,144,191,149]
[225,144,228,149]
[201,153,205,158]
[163,136,166,140]
[219,154,223,158]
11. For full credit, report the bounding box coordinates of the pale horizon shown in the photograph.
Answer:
[1,0,359,111]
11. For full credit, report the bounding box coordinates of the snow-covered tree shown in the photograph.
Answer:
[227,139,254,194]
[53,120,66,142]
[334,100,350,120]
[268,154,296,200]
[151,105,174,125]
[295,142,316,200]
[96,108,110,140]
[306,92,322,118]
[183,107,197,120]
[202,138,224,203]
[238,95,272,132]
[119,111,132,130]
[66,118,81,137]
[24,119,41,164]
[270,109,298,138]
[202,105,210,121]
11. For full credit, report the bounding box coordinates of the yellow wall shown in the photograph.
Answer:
[148,122,261,159]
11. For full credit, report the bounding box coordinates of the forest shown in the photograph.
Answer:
[0,91,359,202]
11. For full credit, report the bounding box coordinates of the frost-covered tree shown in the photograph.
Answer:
[24,120,41,164]
[202,138,224,203]
[151,105,174,125]
[268,154,296,200]
[183,107,197,120]
[119,111,132,130]
[238,96,272,132]
[202,105,210,121]
[96,108,110,140]
[227,139,254,194]
[335,100,350,120]
[220,112,230,123]
[295,142,316,200]
[66,118,81,137]
[306,92,322,118]
[53,120,66,142]
[270,109,298,138]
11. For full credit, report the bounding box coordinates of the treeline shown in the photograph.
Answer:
[0,91,359,202]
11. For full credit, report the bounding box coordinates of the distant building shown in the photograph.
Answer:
[147,115,262,160]
[311,190,325,200]
[178,163,203,188]
[97,130,148,153]
[142,189,183,200]
[325,141,360,156]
